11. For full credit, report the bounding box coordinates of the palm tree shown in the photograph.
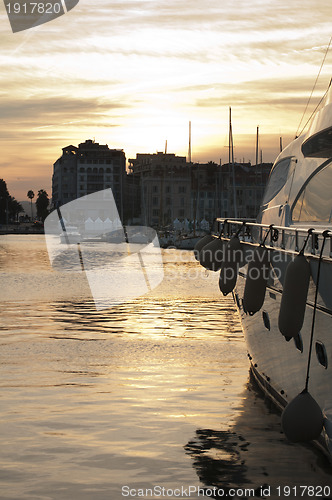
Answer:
[36,189,49,222]
[27,190,34,221]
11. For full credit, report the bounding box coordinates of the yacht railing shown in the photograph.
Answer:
[213,218,332,260]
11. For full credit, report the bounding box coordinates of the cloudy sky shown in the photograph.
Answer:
[0,0,331,200]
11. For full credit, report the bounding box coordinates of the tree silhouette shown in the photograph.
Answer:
[0,179,10,224]
[27,190,35,220]
[0,180,23,224]
[8,197,23,222]
[36,189,49,222]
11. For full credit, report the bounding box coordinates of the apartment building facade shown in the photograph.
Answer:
[128,152,272,226]
[128,152,192,226]
[52,139,126,217]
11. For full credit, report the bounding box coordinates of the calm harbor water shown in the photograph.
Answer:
[1,235,332,500]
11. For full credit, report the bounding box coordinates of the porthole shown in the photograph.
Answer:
[262,311,270,331]
[315,341,328,369]
[293,333,303,353]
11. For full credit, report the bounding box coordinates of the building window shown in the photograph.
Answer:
[152,185,158,193]
[152,209,159,216]
[165,186,171,193]
[179,209,185,217]
[179,186,186,193]
[152,197,158,206]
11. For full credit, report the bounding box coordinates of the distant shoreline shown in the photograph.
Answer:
[0,224,44,235]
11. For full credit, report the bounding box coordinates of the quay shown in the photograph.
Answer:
[0,223,44,235]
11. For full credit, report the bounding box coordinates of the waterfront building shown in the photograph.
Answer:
[128,152,272,227]
[52,141,272,227]
[52,139,126,217]
[190,161,224,224]
[219,162,272,219]
[128,152,192,227]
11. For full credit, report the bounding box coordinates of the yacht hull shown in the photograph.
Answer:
[203,81,332,459]
[235,260,332,458]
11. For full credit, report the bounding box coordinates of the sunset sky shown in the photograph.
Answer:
[0,0,331,201]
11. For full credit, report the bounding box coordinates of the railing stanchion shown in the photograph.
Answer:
[281,229,285,249]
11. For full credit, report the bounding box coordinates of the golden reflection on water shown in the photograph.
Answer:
[45,297,242,342]
[1,297,250,497]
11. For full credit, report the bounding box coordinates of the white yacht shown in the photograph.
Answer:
[196,81,332,458]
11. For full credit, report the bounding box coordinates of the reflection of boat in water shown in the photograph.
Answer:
[196,81,332,459]
[185,375,332,494]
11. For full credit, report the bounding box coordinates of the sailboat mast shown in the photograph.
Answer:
[256,126,259,167]
[188,121,192,163]
[255,126,259,213]
[229,107,238,218]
